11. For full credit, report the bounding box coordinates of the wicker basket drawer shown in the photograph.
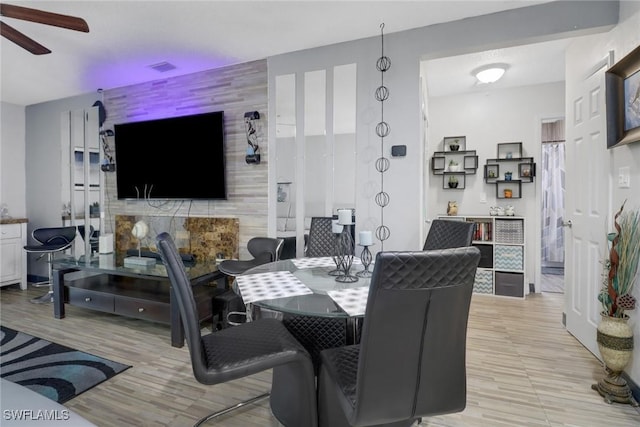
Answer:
[494,245,523,270]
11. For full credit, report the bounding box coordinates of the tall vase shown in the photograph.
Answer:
[591,313,639,406]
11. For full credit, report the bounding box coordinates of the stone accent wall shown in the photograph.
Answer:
[102,60,267,258]
[115,215,239,261]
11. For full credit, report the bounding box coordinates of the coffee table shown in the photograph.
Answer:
[51,253,225,348]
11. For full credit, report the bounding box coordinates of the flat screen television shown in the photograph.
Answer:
[114,111,226,200]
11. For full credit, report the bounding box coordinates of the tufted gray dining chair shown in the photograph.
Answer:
[156,232,317,427]
[317,247,480,427]
[423,219,475,250]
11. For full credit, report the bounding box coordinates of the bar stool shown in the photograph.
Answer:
[24,226,77,304]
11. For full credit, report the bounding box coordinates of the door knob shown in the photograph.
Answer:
[563,220,572,228]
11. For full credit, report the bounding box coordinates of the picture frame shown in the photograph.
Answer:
[606,44,640,148]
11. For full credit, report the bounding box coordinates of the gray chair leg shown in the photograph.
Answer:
[193,392,269,427]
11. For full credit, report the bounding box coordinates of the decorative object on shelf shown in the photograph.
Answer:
[446,201,458,216]
[488,170,496,178]
[503,188,513,198]
[448,159,460,172]
[448,175,459,188]
[244,111,261,164]
[277,182,290,202]
[498,142,523,158]
[489,206,498,216]
[605,44,640,148]
[335,209,358,283]
[504,171,513,181]
[505,206,515,216]
[444,136,466,151]
[0,203,9,219]
[593,200,639,406]
[496,207,505,216]
[124,220,155,267]
[356,231,373,278]
[374,23,391,250]
[89,202,100,215]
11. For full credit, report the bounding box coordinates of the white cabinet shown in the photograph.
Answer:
[0,221,27,290]
[436,215,526,298]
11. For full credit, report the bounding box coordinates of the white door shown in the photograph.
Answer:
[564,41,612,356]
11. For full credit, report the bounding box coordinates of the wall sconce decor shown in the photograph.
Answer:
[244,111,261,164]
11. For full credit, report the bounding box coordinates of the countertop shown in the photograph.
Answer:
[0,218,28,225]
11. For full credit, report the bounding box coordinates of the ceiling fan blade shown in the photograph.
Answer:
[1,21,50,55]
[0,4,89,32]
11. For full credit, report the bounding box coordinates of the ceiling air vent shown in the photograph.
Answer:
[149,61,176,72]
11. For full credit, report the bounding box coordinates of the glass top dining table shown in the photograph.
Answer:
[235,257,372,319]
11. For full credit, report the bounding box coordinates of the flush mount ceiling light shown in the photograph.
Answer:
[473,64,508,84]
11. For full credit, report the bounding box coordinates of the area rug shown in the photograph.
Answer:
[0,326,130,404]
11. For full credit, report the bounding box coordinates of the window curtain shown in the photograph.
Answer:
[541,120,565,265]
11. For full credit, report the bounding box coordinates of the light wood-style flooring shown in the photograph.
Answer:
[1,285,639,426]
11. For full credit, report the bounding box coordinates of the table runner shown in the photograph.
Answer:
[327,286,370,316]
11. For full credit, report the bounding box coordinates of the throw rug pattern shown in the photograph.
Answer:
[0,326,130,403]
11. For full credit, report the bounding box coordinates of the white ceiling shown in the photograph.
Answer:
[1,0,564,107]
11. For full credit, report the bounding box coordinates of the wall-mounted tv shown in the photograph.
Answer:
[114,111,226,200]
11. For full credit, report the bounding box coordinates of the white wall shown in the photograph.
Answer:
[24,93,97,277]
[268,1,618,254]
[0,102,26,218]
[427,82,565,287]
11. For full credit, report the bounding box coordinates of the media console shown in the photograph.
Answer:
[52,255,225,348]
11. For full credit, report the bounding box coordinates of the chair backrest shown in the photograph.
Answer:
[306,217,335,257]
[156,232,208,382]
[77,225,95,239]
[423,219,475,250]
[247,237,284,263]
[353,247,480,425]
[77,225,99,249]
[32,226,77,248]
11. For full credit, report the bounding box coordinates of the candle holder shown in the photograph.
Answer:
[335,224,358,283]
[329,232,343,276]
[356,244,373,278]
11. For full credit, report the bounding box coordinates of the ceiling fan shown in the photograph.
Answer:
[0,3,89,55]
